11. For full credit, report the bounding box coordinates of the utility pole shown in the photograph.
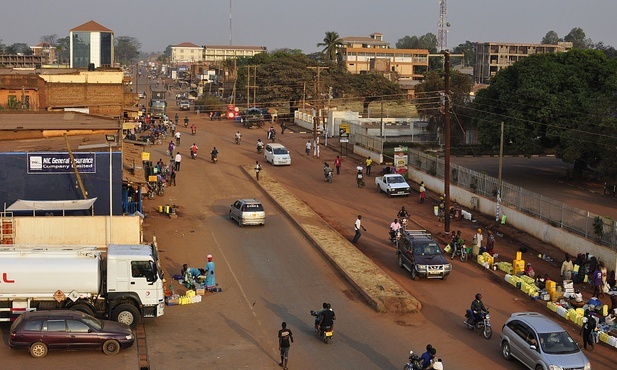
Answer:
[496,121,504,221]
[307,66,328,157]
[444,51,451,233]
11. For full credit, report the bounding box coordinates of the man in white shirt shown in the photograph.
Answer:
[174,152,182,171]
[352,215,367,243]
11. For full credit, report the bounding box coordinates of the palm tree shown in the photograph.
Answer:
[317,31,343,62]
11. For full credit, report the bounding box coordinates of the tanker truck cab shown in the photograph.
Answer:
[105,244,165,327]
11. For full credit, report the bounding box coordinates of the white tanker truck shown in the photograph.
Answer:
[0,244,165,328]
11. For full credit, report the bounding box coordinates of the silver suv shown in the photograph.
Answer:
[500,312,591,370]
[229,199,266,226]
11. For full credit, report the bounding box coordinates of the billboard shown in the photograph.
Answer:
[27,153,97,174]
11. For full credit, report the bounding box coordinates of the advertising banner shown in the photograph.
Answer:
[27,153,97,174]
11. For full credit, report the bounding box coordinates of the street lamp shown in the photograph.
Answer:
[105,134,116,245]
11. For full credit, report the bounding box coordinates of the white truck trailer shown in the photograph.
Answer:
[0,244,165,328]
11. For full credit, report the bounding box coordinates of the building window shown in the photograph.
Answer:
[7,95,17,109]
[100,32,112,66]
[72,32,91,68]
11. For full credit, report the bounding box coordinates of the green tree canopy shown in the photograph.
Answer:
[541,31,561,45]
[317,31,343,62]
[115,36,141,65]
[452,41,476,67]
[564,27,593,49]
[395,33,438,53]
[472,49,617,179]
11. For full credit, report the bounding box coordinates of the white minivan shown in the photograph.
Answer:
[264,143,291,165]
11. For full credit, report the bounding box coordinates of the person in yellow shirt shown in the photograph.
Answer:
[365,157,373,176]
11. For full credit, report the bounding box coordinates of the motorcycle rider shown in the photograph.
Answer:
[256,139,264,153]
[317,303,335,332]
[323,163,333,181]
[470,293,487,324]
[389,219,401,243]
[397,206,410,220]
[191,123,196,135]
[313,302,328,331]
[419,345,437,369]
[184,116,189,127]
[174,113,179,125]
[210,147,219,162]
[190,143,198,159]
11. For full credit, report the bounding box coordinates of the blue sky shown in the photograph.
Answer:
[2,0,616,53]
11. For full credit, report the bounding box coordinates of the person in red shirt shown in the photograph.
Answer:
[334,156,342,175]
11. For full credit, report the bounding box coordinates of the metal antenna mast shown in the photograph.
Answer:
[437,0,449,52]
[229,0,233,45]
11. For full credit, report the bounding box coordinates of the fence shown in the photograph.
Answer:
[408,150,617,250]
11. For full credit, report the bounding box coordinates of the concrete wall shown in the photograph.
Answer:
[408,169,617,272]
[13,215,142,245]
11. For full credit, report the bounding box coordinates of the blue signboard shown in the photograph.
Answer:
[27,152,97,174]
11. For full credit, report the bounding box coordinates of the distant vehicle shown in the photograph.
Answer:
[396,230,452,280]
[9,310,135,358]
[149,90,167,118]
[138,92,146,99]
[264,143,291,166]
[229,199,266,226]
[500,312,591,370]
[375,174,410,196]
[179,100,190,111]
[246,107,272,121]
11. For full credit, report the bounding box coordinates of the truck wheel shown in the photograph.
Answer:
[30,342,48,358]
[377,186,381,193]
[387,190,392,197]
[112,304,140,329]
[103,339,121,355]
[72,303,94,316]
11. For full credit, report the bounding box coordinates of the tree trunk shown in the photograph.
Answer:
[571,159,586,181]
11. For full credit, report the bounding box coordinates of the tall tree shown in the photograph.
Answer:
[396,33,438,53]
[347,72,403,116]
[414,69,474,143]
[472,49,617,179]
[55,36,70,65]
[115,36,141,65]
[40,34,58,46]
[594,42,617,59]
[5,43,33,55]
[452,41,476,67]
[564,27,593,49]
[317,31,343,62]
[541,31,561,45]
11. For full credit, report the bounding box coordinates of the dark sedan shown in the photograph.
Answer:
[9,310,134,358]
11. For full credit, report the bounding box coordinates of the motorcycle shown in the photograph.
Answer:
[464,309,492,339]
[257,144,264,154]
[450,241,468,262]
[147,182,156,200]
[402,350,423,370]
[310,310,334,343]
[191,126,196,135]
[400,217,408,231]
[324,168,333,183]
[190,150,197,159]
[156,181,165,196]
[389,228,402,246]
[211,154,218,164]
[235,135,241,144]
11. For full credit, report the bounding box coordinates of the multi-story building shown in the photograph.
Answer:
[171,42,203,63]
[170,43,267,64]
[69,20,114,69]
[30,42,57,64]
[473,41,572,84]
[202,45,267,63]
[339,33,429,81]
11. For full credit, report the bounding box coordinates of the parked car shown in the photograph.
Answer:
[264,143,291,166]
[9,310,135,358]
[500,312,591,370]
[229,198,266,226]
[396,230,452,280]
[375,173,410,196]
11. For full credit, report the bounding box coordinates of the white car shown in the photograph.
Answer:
[264,143,291,166]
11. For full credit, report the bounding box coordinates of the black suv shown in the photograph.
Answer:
[396,230,452,280]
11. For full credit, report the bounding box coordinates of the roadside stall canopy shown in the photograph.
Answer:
[6,198,97,216]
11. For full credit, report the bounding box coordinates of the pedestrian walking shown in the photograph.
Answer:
[365,156,373,176]
[334,156,342,175]
[472,228,483,258]
[205,254,216,290]
[170,122,176,136]
[168,141,175,157]
[580,310,596,350]
[175,131,181,145]
[305,140,311,155]
[352,215,367,243]
[174,152,182,171]
[255,161,262,181]
[280,121,287,135]
[592,265,603,298]
[419,181,426,203]
[278,322,294,369]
